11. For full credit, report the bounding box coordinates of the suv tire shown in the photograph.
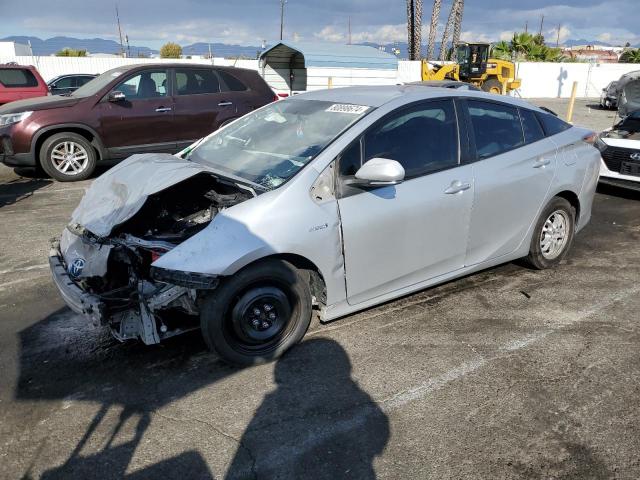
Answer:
[40,132,97,182]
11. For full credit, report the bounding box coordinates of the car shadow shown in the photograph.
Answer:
[0,175,52,208]
[15,308,389,479]
[597,182,640,200]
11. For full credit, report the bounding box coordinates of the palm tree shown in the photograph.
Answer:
[491,40,511,60]
[620,49,640,63]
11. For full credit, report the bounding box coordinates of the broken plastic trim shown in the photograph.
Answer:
[150,267,219,290]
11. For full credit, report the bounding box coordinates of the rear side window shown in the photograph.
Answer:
[519,109,545,144]
[176,68,220,95]
[468,100,524,159]
[363,99,459,178]
[0,68,38,88]
[77,76,94,86]
[536,112,571,136]
[218,71,248,92]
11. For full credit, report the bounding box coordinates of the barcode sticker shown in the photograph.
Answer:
[326,104,370,114]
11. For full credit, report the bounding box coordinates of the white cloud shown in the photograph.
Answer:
[314,26,346,43]
[596,32,612,42]
[546,25,571,44]
[499,31,514,41]
[350,24,406,44]
[459,31,493,43]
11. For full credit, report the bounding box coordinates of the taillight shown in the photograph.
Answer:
[150,250,164,262]
[583,131,597,144]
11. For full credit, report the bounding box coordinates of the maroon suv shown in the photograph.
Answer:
[0,63,276,181]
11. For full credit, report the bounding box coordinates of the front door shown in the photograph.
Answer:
[464,100,557,265]
[97,68,176,158]
[337,99,474,305]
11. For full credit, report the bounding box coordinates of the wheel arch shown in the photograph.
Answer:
[236,253,327,307]
[553,189,580,223]
[32,124,107,162]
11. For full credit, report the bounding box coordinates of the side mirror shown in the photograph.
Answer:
[108,90,126,102]
[351,158,405,187]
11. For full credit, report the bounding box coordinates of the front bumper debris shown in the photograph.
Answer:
[49,241,106,325]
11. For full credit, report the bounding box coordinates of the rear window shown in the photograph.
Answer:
[519,109,545,144]
[0,68,39,88]
[468,100,524,159]
[536,111,571,136]
[176,68,220,95]
[218,71,247,92]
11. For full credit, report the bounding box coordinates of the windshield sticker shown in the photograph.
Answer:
[325,104,370,114]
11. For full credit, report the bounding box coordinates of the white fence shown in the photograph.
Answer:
[1,55,639,98]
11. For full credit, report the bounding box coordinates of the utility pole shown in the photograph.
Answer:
[115,5,125,57]
[279,0,287,41]
[524,20,528,34]
[538,14,544,37]
[555,24,561,47]
[348,16,352,45]
[125,34,131,57]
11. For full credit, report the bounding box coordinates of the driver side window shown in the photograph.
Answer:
[362,100,459,179]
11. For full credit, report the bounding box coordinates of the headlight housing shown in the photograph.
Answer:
[594,136,607,152]
[0,111,33,127]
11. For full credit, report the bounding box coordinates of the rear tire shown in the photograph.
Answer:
[200,259,312,366]
[39,132,97,182]
[481,78,503,94]
[523,197,575,270]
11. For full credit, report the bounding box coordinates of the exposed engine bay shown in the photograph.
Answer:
[58,172,253,344]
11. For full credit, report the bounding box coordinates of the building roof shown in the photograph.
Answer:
[259,41,398,70]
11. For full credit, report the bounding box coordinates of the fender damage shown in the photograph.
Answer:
[50,153,254,344]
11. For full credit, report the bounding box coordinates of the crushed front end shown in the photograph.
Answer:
[49,165,253,345]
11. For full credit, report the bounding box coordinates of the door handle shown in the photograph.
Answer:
[533,158,551,168]
[218,101,233,106]
[444,180,471,194]
[155,106,172,112]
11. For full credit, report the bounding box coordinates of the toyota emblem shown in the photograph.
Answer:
[68,257,86,278]
[630,152,640,161]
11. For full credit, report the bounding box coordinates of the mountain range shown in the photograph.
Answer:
[1,35,636,59]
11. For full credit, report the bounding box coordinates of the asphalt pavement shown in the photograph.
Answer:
[0,99,639,479]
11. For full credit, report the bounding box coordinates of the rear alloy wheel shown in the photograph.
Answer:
[524,197,576,269]
[40,132,97,181]
[200,259,312,366]
[481,78,503,94]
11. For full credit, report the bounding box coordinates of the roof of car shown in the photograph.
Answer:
[294,84,545,112]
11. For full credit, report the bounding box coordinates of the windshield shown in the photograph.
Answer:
[188,99,371,190]
[71,67,129,97]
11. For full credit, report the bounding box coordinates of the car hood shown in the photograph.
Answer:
[69,153,210,237]
[0,95,83,114]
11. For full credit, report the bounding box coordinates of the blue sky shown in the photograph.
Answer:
[0,0,637,47]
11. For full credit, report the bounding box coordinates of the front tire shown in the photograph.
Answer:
[481,78,503,94]
[39,132,97,182]
[200,259,312,366]
[524,197,576,270]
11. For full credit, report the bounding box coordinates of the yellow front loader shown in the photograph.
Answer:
[421,42,521,94]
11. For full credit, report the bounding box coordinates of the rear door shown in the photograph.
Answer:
[0,67,44,103]
[96,68,176,157]
[172,67,247,150]
[463,100,557,265]
[337,99,475,305]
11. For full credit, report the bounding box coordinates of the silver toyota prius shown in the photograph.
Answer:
[49,85,601,365]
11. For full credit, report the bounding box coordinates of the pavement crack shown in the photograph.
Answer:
[153,411,258,480]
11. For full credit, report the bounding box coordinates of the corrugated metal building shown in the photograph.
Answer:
[259,42,399,94]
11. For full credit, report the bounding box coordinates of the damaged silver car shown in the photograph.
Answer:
[50,86,600,365]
